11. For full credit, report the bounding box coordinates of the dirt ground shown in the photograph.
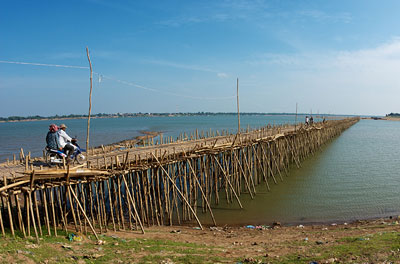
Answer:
[115,218,400,261]
[1,217,400,263]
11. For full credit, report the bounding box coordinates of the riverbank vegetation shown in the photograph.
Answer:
[1,218,399,263]
[385,113,400,120]
[386,113,400,117]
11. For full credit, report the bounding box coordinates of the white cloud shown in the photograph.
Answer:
[47,50,119,61]
[252,37,400,72]
[244,37,400,115]
[158,1,351,28]
[217,73,228,78]
[157,0,269,27]
[297,10,352,23]
[48,52,84,60]
[335,38,400,66]
[143,59,228,76]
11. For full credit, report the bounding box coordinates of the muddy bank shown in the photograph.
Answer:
[110,216,400,263]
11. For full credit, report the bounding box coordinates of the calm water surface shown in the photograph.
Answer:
[1,116,398,225]
[199,119,400,225]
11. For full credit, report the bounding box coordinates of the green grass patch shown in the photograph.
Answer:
[275,231,400,263]
[0,229,226,264]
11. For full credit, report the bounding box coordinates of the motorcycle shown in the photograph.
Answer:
[45,138,86,166]
[44,148,67,166]
[70,138,86,164]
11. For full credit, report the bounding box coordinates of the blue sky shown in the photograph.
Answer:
[1,0,400,117]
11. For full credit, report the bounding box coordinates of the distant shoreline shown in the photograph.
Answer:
[0,115,120,123]
[362,116,400,121]
[381,117,400,121]
[0,112,350,123]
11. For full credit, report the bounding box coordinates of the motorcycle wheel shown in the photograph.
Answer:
[74,154,86,165]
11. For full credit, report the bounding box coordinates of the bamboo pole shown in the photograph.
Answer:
[80,184,88,235]
[121,174,145,234]
[233,151,254,198]
[187,159,217,226]
[127,172,139,230]
[106,179,116,232]
[151,153,203,230]
[0,199,4,237]
[3,176,15,237]
[213,156,243,208]
[237,78,240,134]
[41,189,51,236]
[27,190,39,243]
[86,46,93,164]
[33,191,43,236]
[69,186,99,240]
[295,102,298,131]
[74,184,83,234]
[117,176,125,230]
[111,178,121,230]
[50,188,58,236]
[15,194,25,237]
[94,182,103,233]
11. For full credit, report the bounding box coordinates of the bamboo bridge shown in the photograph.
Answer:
[0,117,359,241]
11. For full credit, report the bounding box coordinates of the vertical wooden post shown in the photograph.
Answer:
[86,46,93,165]
[3,176,14,237]
[236,78,240,134]
[295,102,298,131]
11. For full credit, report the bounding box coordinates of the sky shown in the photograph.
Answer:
[1,0,400,117]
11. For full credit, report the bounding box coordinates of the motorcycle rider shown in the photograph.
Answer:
[58,124,75,158]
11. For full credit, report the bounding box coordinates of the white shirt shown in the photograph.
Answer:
[58,129,72,148]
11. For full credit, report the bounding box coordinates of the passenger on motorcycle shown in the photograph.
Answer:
[58,124,76,158]
[46,124,61,150]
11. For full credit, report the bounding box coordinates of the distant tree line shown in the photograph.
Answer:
[0,112,307,122]
[0,113,109,122]
[386,113,400,117]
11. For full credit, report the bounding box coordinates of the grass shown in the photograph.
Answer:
[1,226,400,263]
[0,228,227,264]
[271,230,400,263]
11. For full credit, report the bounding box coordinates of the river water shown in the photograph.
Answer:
[1,115,398,225]
[199,118,400,225]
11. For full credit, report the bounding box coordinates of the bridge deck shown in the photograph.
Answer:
[1,121,316,180]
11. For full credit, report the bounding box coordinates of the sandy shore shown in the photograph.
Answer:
[383,117,400,121]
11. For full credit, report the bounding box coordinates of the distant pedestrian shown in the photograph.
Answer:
[310,116,314,125]
[305,116,309,126]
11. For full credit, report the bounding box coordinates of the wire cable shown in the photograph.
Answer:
[0,60,89,69]
[0,60,236,100]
